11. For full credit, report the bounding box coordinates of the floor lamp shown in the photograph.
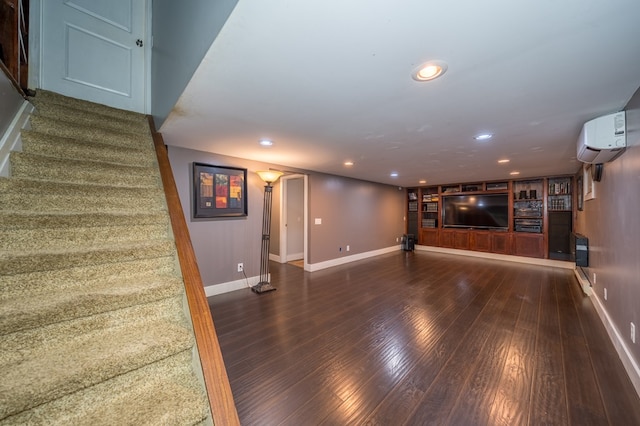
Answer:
[252,170,283,293]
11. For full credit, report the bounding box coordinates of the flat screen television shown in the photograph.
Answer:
[442,193,509,230]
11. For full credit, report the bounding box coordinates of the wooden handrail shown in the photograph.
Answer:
[148,117,240,426]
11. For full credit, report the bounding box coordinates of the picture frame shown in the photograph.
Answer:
[193,163,247,218]
[584,164,596,201]
[577,173,584,211]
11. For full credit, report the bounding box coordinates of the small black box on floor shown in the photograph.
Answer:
[402,234,415,251]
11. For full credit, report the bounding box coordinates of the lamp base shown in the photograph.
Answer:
[251,281,276,294]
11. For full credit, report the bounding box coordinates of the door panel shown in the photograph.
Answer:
[41,0,146,112]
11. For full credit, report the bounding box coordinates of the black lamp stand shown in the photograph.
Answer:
[252,182,276,293]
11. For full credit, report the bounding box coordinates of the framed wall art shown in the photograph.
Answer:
[193,163,247,218]
[576,173,584,211]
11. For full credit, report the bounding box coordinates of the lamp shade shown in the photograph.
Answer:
[256,170,283,184]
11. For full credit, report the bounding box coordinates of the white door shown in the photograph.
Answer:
[41,0,148,112]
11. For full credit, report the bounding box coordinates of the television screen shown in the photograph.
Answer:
[442,193,509,229]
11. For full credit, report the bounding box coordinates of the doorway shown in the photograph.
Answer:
[280,174,308,270]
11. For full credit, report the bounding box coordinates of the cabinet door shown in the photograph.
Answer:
[440,230,455,248]
[491,233,511,254]
[453,230,470,250]
[421,229,439,246]
[512,233,544,258]
[470,231,491,252]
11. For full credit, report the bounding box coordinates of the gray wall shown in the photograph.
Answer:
[308,174,405,263]
[167,145,405,288]
[151,0,238,127]
[0,71,24,136]
[575,86,640,366]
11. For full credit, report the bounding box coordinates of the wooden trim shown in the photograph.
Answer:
[148,117,240,426]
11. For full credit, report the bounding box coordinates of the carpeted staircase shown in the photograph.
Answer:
[0,91,211,424]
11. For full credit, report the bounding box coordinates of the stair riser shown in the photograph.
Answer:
[1,351,208,426]
[1,241,176,275]
[10,156,160,187]
[21,131,153,167]
[0,224,170,251]
[1,257,177,296]
[0,278,182,335]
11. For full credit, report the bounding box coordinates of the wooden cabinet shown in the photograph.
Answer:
[406,176,574,261]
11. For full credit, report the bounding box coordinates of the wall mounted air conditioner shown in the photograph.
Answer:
[577,111,626,163]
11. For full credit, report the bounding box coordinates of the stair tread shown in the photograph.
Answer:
[0,315,193,419]
[0,211,169,230]
[0,177,163,195]
[30,90,147,123]
[0,351,208,426]
[29,115,153,150]
[0,273,183,335]
[21,130,154,166]
[0,223,171,252]
[0,240,176,275]
[9,153,161,187]
[31,102,150,135]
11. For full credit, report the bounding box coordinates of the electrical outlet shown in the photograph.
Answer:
[593,272,597,284]
[237,263,244,273]
[346,245,350,252]
[631,322,636,344]
[604,288,607,300]
[396,237,399,242]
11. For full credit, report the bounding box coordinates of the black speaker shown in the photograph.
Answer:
[548,211,572,258]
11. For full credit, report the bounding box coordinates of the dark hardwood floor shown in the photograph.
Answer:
[208,251,640,426]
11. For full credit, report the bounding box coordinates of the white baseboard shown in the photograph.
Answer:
[286,252,304,262]
[591,292,640,398]
[204,274,262,297]
[0,100,34,177]
[415,244,574,269]
[306,245,401,272]
[573,266,593,296]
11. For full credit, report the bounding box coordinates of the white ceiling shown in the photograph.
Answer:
[159,0,640,187]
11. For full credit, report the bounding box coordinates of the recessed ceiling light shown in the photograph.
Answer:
[344,161,354,166]
[412,61,448,82]
[419,180,427,184]
[259,139,273,146]
[498,159,510,163]
[510,171,520,175]
[390,172,399,178]
[474,134,493,141]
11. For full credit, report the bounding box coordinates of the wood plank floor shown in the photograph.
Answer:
[208,251,640,425]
